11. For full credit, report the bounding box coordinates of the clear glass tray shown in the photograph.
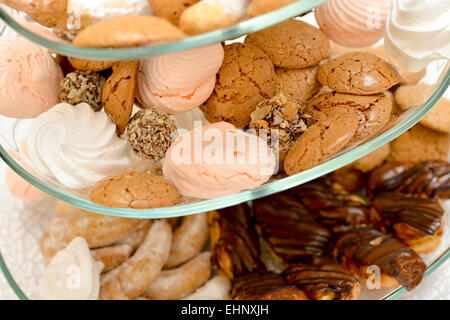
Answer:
[0,3,449,219]
[0,0,327,60]
[0,184,448,300]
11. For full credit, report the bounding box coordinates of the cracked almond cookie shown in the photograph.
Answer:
[318,52,401,95]
[201,42,276,128]
[305,91,393,142]
[88,171,180,209]
[284,112,358,175]
[245,19,330,69]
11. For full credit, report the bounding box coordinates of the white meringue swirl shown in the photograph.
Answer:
[27,103,130,190]
[385,0,450,72]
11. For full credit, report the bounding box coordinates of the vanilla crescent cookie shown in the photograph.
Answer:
[180,0,250,35]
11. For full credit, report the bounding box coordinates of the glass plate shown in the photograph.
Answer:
[0,0,328,60]
[0,171,448,300]
[0,7,449,219]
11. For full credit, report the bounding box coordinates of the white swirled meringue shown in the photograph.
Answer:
[67,0,152,29]
[385,0,450,72]
[27,103,131,190]
[315,0,392,47]
[40,237,103,300]
[137,43,224,115]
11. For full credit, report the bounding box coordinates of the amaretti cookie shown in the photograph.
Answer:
[201,43,276,128]
[147,0,199,25]
[351,144,390,173]
[389,125,449,163]
[284,113,359,175]
[73,15,185,48]
[247,0,297,17]
[318,52,401,95]
[275,66,321,107]
[88,171,180,209]
[245,19,330,69]
[395,83,450,134]
[305,91,393,142]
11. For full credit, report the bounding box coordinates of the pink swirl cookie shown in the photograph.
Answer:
[163,122,276,199]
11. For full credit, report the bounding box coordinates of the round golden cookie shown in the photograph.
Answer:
[305,91,393,142]
[245,19,330,69]
[69,57,116,72]
[329,43,425,86]
[201,43,276,128]
[247,0,297,17]
[88,171,180,209]
[389,125,450,164]
[318,52,401,95]
[102,61,139,136]
[284,113,359,175]
[73,16,185,48]
[148,0,199,25]
[275,67,321,107]
[352,144,390,173]
[395,83,450,134]
[2,0,68,28]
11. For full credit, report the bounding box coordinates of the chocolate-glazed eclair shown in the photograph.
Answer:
[334,227,426,291]
[209,204,266,279]
[291,180,371,235]
[253,194,333,263]
[367,161,450,199]
[283,256,360,300]
[232,272,308,300]
[371,192,446,254]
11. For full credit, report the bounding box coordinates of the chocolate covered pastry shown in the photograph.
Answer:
[283,257,360,300]
[291,180,371,234]
[367,161,450,199]
[232,272,308,300]
[334,227,426,291]
[209,204,265,279]
[253,194,333,263]
[371,192,445,254]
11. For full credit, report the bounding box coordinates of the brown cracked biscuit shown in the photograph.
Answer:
[88,171,180,209]
[201,43,276,128]
[247,0,297,17]
[284,113,358,175]
[275,66,321,107]
[69,57,115,72]
[330,43,425,86]
[352,144,390,173]
[102,61,139,136]
[73,16,185,48]
[395,83,450,134]
[147,0,199,25]
[389,125,450,163]
[305,91,393,142]
[2,0,68,28]
[245,19,330,69]
[318,52,401,95]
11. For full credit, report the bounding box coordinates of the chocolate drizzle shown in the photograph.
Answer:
[253,194,332,263]
[372,192,444,236]
[210,204,265,279]
[367,161,450,199]
[283,257,359,300]
[232,272,307,300]
[292,180,371,234]
[335,227,426,291]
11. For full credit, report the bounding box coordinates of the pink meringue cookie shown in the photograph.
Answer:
[137,43,224,115]
[0,37,63,119]
[163,122,276,199]
[315,0,392,48]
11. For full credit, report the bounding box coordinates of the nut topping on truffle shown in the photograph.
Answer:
[126,108,177,162]
[59,70,105,112]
